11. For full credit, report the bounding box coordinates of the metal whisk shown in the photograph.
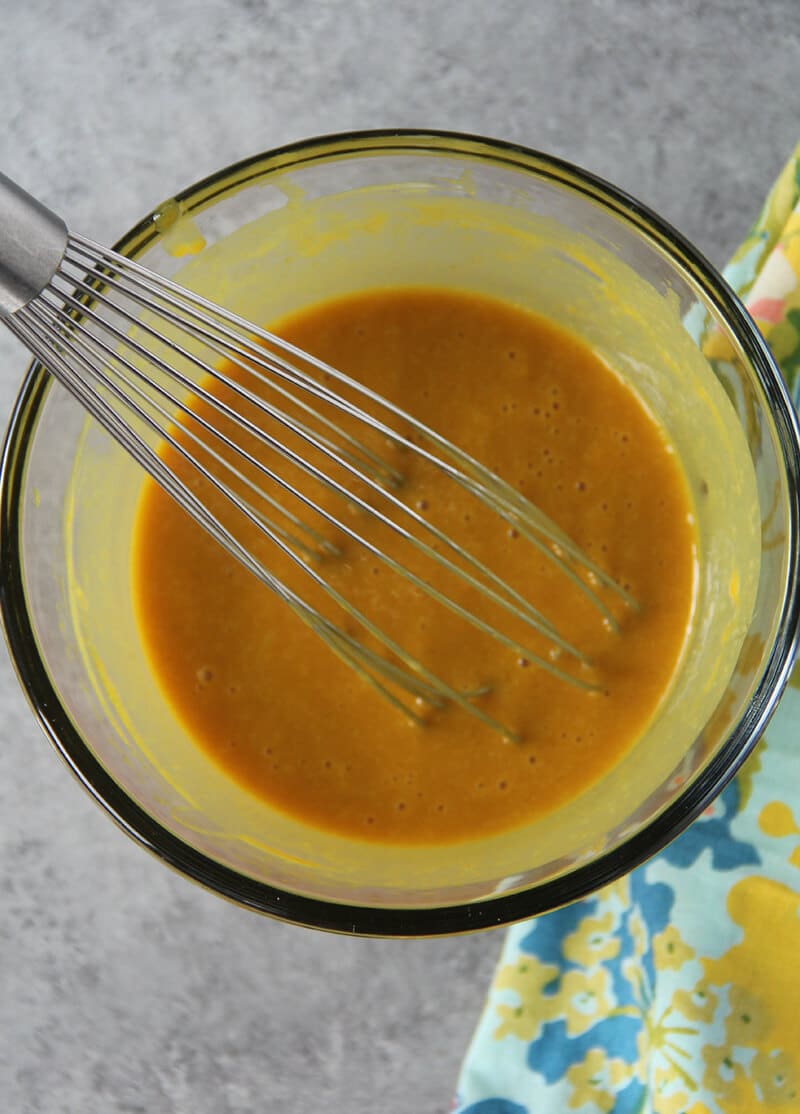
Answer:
[0,171,634,741]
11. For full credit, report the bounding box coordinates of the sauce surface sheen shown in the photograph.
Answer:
[133,288,697,844]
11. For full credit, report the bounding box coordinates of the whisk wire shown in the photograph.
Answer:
[67,236,633,619]
[42,254,595,674]
[64,237,404,488]
[13,300,527,738]
[0,199,640,739]
[35,283,593,686]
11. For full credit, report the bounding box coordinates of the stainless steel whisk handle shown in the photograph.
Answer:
[0,172,68,318]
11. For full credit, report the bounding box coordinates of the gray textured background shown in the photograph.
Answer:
[1,2,798,1112]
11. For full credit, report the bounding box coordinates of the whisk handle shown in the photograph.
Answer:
[0,172,67,318]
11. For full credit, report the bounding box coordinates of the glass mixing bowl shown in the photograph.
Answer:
[2,131,799,936]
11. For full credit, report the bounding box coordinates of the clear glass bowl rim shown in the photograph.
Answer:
[2,128,799,936]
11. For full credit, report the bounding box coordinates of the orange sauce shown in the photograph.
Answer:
[132,288,697,844]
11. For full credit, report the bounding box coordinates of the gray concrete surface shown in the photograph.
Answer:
[0,2,798,1111]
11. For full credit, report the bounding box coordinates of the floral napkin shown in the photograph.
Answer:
[454,146,800,1114]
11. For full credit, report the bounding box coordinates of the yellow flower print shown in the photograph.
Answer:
[653,1066,675,1092]
[654,1087,692,1114]
[565,1048,631,1113]
[638,1009,705,1094]
[652,1065,691,1113]
[629,908,647,958]
[559,967,614,1036]
[492,954,559,1041]
[781,210,800,277]
[652,1069,713,1113]
[702,1045,745,1106]
[725,144,800,291]
[768,283,800,356]
[759,800,798,838]
[636,1027,651,1070]
[672,982,718,1023]
[759,801,800,869]
[598,874,630,909]
[653,925,694,971]
[622,955,648,1003]
[724,985,768,1045]
[751,1049,800,1105]
[703,877,800,1047]
[563,911,620,967]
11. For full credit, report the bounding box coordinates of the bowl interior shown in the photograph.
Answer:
[6,134,799,931]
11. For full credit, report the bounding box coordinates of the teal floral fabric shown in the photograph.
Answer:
[454,147,800,1114]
